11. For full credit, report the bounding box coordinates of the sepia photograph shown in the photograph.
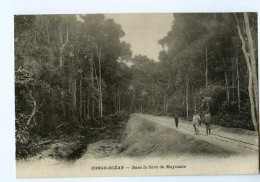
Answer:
[14,13,259,178]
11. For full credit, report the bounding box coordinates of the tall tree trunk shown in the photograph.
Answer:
[79,76,82,123]
[205,47,208,88]
[87,94,90,119]
[224,71,230,102]
[118,94,121,111]
[58,28,69,67]
[58,50,63,67]
[96,45,103,118]
[131,93,134,112]
[83,101,86,122]
[206,102,210,112]
[62,94,66,121]
[92,100,95,117]
[46,20,50,45]
[232,66,235,101]
[236,58,241,110]
[234,13,258,131]
[123,94,126,111]
[248,73,257,130]
[166,101,169,115]
[89,54,95,117]
[72,79,77,110]
[243,12,259,122]
[163,90,166,115]
[194,98,197,111]
[186,74,189,118]
[67,58,76,116]
[114,92,117,112]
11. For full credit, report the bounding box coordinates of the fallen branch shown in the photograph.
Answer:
[27,94,37,126]
[37,140,51,146]
[55,122,67,129]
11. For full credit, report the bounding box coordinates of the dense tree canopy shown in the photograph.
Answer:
[15,15,132,135]
[131,13,258,130]
[15,13,258,158]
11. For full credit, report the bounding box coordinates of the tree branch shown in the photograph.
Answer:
[26,93,37,126]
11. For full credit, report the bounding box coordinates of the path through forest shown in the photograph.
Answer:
[137,114,259,153]
[16,113,259,178]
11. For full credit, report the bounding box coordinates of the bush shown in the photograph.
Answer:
[16,114,38,159]
[211,110,254,131]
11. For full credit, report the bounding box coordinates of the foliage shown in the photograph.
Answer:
[15,14,133,158]
[127,13,257,130]
[15,13,258,159]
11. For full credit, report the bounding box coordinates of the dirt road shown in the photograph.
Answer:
[136,113,259,154]
[16,113,259,178]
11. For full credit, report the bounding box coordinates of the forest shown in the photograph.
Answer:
[15,13,258,159]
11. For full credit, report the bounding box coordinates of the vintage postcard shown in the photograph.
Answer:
[15,13,259,178]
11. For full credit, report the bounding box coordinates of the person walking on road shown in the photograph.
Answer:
[192,111,201,135]
[174,113,179,128]
[204,111,212,135]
